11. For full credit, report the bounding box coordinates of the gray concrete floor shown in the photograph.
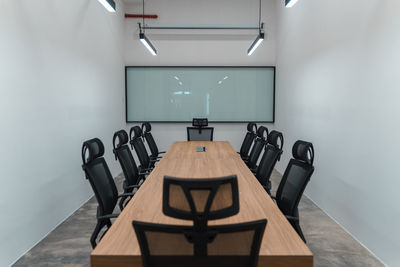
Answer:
[14,171,383,267]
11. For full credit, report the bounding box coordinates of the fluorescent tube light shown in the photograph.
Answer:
[247,33,264,56]
[97,0,116,12]
[285,0,299,8]
[139,33,157,56]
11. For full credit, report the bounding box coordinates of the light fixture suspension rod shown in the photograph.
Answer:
[141,25,261,30]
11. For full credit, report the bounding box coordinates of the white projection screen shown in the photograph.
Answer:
[125,66,275,122]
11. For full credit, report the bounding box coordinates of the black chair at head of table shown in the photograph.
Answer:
[141,122,166,160]
[129,126,157,171]
[253,130,284,195]
[187,118,214,141]
[238,122,258,161]
[132,175,267,267]
[244,126,268,170]
[113,129,150,210]
[272,140,315,243]
[81,138,135,248]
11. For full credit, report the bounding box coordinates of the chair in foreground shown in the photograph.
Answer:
[253,130,284,195]
[113,130,150,210]
[81,138,135,248]
[244,126,268,170]
[162,175,240,230]
[238,122,257,161]
[187,118,214,141]
[132,219,266,267]
[272,140,315,243]
[129,126,157,171]
[142,122,166,160]
[132,175,266,267]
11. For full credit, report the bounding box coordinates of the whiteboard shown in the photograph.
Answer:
[125,67,275,122]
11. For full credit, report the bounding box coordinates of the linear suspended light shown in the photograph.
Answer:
[247,32,264,56]
[285,0,299,8]
[97,0,116,12]
[139,33,157,56]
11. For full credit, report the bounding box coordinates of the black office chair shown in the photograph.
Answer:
[187,118,214,141]
[129,126,157,171]
[132,219,267,267]
[244,126,268,170]
[132,174,266,267]
[113,130,150,210]
[272,140,315,243]
[163,175,240,231]
[253,130,284,195]
[142,122,166,160]
[81,138,135,248]
[238,122,257,161]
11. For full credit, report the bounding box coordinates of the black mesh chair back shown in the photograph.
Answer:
[113,130,141,187]
[132,219,267,267]
[113,129,143,210]
[239,123,257,159]
[142,122,160,158]
[82,138,118,219]
[130,126,153,170]
[275,140,315,242]
[246,126,268,169]
[163,175,239,230]
[187,127,214,141]
[255,130,284,194]
[81,138,118,247]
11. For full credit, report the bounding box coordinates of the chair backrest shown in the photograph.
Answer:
[129,126,151,169]
[246,126,268,169]
[113,130,141,187]
[187,127,214,141]
[163,175,239,230]
[82,138,118,217]
[239,123,257,158]
[255,130,284,186]
[132,219,267,267]
[276,140,315,217]
[142,122,159,158]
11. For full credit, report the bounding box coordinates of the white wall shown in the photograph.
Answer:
[0,1,126,265]
[275,0,400,265]
[124,0,277,151]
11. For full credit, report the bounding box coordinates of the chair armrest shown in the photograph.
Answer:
[250,168,257,174]
[285,215,299,222]
[159,151,166,154]
[139,167,152,173]
[125,185,141,189]
[98,214,119,220]
[118,192,136,198]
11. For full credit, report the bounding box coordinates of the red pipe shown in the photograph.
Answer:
[125,14,158,19]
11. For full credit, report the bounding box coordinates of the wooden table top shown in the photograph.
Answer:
[91,141,313,267]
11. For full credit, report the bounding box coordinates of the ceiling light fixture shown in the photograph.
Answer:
[247,0,264,56]
[139,0,157,56]
[139,32,157,56]
[97,0,116,12]
[285,0,299,8]
[248,32,264,56]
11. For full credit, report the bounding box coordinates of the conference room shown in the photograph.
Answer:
[2,0,398,266]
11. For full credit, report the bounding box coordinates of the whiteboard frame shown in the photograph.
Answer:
[125,66,276,123]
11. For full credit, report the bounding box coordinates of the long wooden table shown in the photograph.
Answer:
[91,141,313,267]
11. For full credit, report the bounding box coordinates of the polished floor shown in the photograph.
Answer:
[14,171,383,267]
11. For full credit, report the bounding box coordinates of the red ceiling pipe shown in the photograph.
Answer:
[125,14,158,19]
